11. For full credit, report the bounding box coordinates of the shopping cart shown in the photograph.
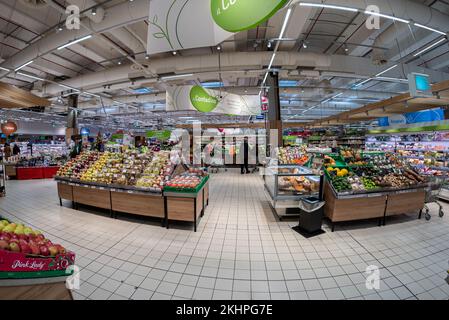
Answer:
[420,176,446,221]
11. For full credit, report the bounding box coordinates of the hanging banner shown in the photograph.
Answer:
[166,85,261,115]
[378,108,444,127]
[147,130,172,141]
[147,0,288,55]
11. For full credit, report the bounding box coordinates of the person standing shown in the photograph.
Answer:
[240,137,249,174]
[13,143,20,156]
[4,143,11,159]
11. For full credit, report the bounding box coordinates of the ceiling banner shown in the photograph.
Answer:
[166,85,261,116]
[147,0,288,55]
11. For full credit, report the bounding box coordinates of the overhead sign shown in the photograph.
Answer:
[147,0,287,55]
[147,130,171,141]
[378,108,444,127]
[408,73,432,98]
[166,85,261,115]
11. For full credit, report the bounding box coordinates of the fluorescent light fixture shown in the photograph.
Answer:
[57,35,92,50]
[364,11,410,24]
[299,2,358,12]
[160,73,193,80]
[268,53,276,70]
[414,23,446,35]
[375,76,408,83]
[278,8,293,40]
[0,66,10,72]
[83,92,101,98]
[354,78,372,87]
[375,64,398,77]
[262,72,269,85]
[332,92,343,99]
[14,60,33,71]
[413,38,446,56]
[16,72,45,81]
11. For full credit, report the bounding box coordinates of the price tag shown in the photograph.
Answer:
[127,190,134,194]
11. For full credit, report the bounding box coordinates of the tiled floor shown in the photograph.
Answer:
[1,170,448,300]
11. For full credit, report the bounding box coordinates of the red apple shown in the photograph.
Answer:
[9,238,19,244]
[10,234,18,241]
[18,234,29,241]
[39,246,49,256]
[20,243,32,254]
[0,233,10,242]
[29,243,40,255]
[9,242,20,252]
[48,245,59,257]
[0,240,9,251]
[36,234,45,241]
[19,239,28,247]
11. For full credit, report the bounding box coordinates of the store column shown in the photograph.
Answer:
[66,94,79,144]
[266,71,282,152]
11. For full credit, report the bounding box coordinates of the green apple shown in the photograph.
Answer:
[0,220,8,227]
[190,86,219,112]
[211,0,288,32]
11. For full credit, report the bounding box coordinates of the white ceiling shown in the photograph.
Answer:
[0,0,448,129]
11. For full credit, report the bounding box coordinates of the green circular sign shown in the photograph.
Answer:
[211,0,289,32]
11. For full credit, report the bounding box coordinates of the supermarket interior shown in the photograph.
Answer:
[0,0,449,302]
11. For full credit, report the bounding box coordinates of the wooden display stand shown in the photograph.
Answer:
[324,183,386,231]
[165,180,209,232]
[324,181,426,231]
[57,178,210,232]
[0,277,73,300]
[5,164,16,178]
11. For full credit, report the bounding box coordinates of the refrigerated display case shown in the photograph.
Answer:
[264,165,323,218]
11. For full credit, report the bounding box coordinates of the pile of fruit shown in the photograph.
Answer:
[80,152,111,182]
[347,176,365,191]
[330,176,352,192]
[323,155,336,167]
[327,167,349,177]
[277,147,309,165]
[0,220,67,257]
[136,151,172,190]
[166,173,203,189]
[56,151,100,180]
[361,177,377,190]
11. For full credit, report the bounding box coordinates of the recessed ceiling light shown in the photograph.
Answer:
[217,45,222,51]
[145,54,150,60]
[172,51,177,56]
[91,8,96,15]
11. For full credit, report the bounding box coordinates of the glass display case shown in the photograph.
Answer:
[264,165,323,218]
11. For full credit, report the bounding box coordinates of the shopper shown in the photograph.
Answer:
[12,143,20,156]
[240,137,249,174]
[4,143,11,159]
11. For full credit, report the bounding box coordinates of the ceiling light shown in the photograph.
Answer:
[172,51,177,56]
[216,45,222,51]
[145,54,150,60]
[414,23,446,35]
[160,73,193,80]
[268,53,276,70]
[118,60,122,65]
[302,42,308,49]
[0,66,10,72]
[413,38,446,56]
[16,72,45,81]
[14,60,33,71]
[278,7,292,40]
[299,3,358,12]
[354,78,372,87]
[375,76,408,83]
[267,41,272,49]
[364,11,410,24]
[57,35,92,50]
[375,64,398,77]
[91,8,96,15]
[57,26,63,31]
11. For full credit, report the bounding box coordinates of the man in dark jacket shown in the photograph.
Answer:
[240,137,249,174]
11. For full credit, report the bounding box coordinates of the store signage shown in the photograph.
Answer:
[261,96,269,113]
[211,0,289,32]
[147,0,287,55]
[147,130,172,141]
[166,85,260,115]
[1,121,17,136]
[378,108,444,127]
[408,73,433,98]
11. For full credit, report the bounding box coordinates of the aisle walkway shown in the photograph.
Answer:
[1,170,448,300]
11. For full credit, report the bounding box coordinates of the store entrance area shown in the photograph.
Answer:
[1,170,448,300]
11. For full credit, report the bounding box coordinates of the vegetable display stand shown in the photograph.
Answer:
[164,180,209,232]
[0,276,73,300]
[384,189,426,224]
[324,182,386,231]
[110,189,164,221]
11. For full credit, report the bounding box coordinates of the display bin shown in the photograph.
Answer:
[110,190,165,220]
[16,167,44,180]
[0,277,73,300]
[164,180,209,232]
[43,166,60,179]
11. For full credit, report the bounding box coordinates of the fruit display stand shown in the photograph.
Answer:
[0,218,75,300]
[324,175,427,231]
[164,176,209,232]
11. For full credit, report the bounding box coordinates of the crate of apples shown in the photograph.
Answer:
[166,175,202,190]
[0,219,75,275]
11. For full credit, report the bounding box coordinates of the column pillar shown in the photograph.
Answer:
[266,71,283,153]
